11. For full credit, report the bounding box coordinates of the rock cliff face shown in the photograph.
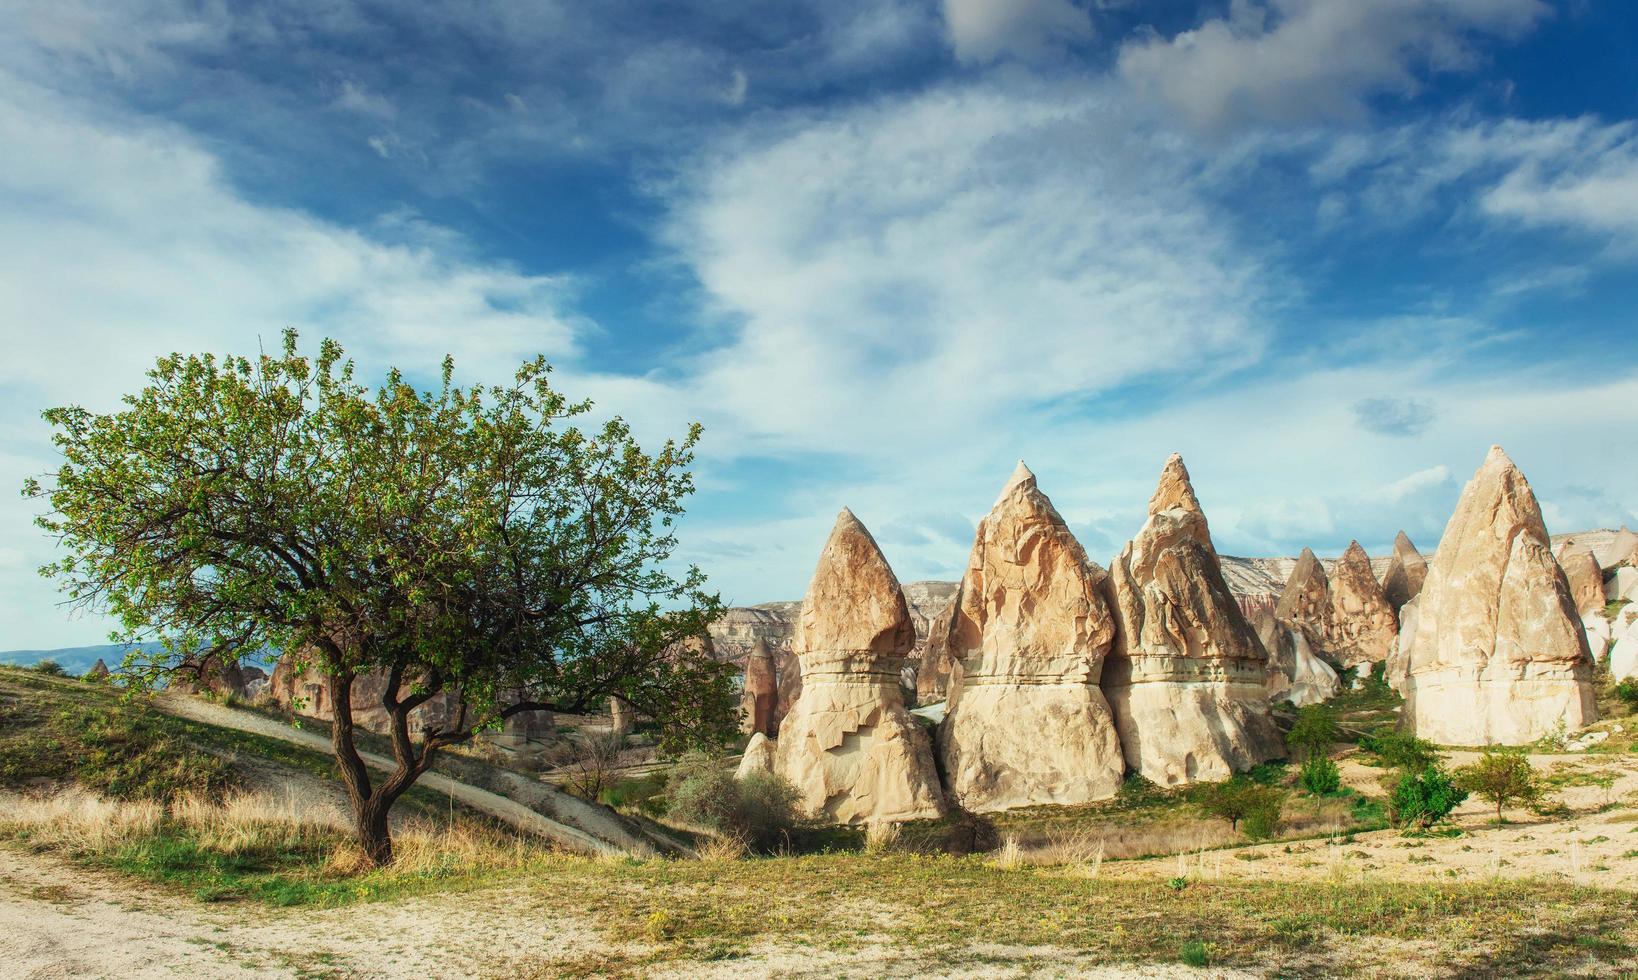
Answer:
[1399,447,1597,745]
[772,509,945,823]
[742,640,779,737]
[1100,455,1281,785]
[936,463,1125,811]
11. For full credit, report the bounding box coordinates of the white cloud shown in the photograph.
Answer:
[1305,115,1638,246]
[664,77,1272,461]
[1118,0,1548,132]
[942,0,1093,64]
[0,73,589,648]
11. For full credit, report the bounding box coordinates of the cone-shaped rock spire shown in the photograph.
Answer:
[1381,531,1428,614]
[1329,541,1398,668]
[1101,456,1281,785]
[773,510,944,823]
[936,463,1125,811]
[1399,446,1596,744]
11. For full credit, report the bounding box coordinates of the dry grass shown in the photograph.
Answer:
[694,834,750,862]
[863,821,901,855]
[0,786,552,901]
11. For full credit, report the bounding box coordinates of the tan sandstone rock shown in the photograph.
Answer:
[742,640,779,737]
[772,509,944,823]
[1400,446,1597,745]
[1380,531,1428,614]
[736,732,777,780]
[1274,548,1334,650]
[1101,455,1282,785]
[1610,527,1638,568]
[1558,546,1607,617]
[915,598,961,705]
[1329,541,1399,668]
[1256,610,1340,708]
[936,462,1126,811]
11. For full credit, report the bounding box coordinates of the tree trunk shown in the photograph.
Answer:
[356,796,394,866]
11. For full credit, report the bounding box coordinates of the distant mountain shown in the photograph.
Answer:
[0,642,167,675]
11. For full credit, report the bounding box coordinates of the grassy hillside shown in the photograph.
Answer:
[0,666,551,905]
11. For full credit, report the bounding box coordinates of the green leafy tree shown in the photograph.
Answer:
[1389,764,1467,829]
[27,332,735,865]
[1298,755,1341,795]
[1457,750,1542,824]
[1360,729,1440,771]
[1286,703,1339,763]
[1200,779,1284,837]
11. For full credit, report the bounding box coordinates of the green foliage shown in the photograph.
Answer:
[1614,679,1638,711]
[1180,940,1210,967]
[1199,779,1284,838]
[27,331,736,860]
[1286,704,1339,762]
[1389,764,1467,829]
[1298,756,1341,795]
[665,753,802,852]
[30,659,67,676]
[1359,729,1441,771]
[1457,750,1542,823]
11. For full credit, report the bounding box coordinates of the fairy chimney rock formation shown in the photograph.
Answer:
[915,597,961,706]
[1329,541,1399,668]
[936,462,1125,811]
[85,659,110,682]
[1380,531,1428,614]
[1274,547,1333,643]
[1400,446,1597,745]
[742,640,779,737]
[1101,455,1281,785]
[772,509,944,823]
[1558,546,1607,617]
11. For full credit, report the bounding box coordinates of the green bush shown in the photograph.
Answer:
[1615,679,1638,711]
[31,660,67,677]
[1360,729,1439,771]
[1201,779,1284,839]
[1298,756,1341,795]
[1389,764,1467,829]
[1286,704,1338,763]
[1457,750,1542,823]
[666,753,802,851]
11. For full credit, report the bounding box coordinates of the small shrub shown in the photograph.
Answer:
[563,732,625,801]
[1241,792,1284,840]
[665,753,801,852]
[1458,750,1542,823]
[1201,779,1285,839]
[31,660,67,677]
[1390,764,1467,829]
[1287,704,1339,762]
[1299,756,1342,795]
[1614,679,1638,712]
[1181,940,1209,967]
[1360,729,1439,771]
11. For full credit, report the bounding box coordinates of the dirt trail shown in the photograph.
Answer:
[156,694,623,856]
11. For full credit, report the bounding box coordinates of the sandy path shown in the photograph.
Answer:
[156,694,618,857]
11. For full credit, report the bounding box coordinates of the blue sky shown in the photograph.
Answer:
[2,0,1636,649]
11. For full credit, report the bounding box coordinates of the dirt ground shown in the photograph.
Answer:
[1099,751,1638,888]
[0,846,1248,979]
